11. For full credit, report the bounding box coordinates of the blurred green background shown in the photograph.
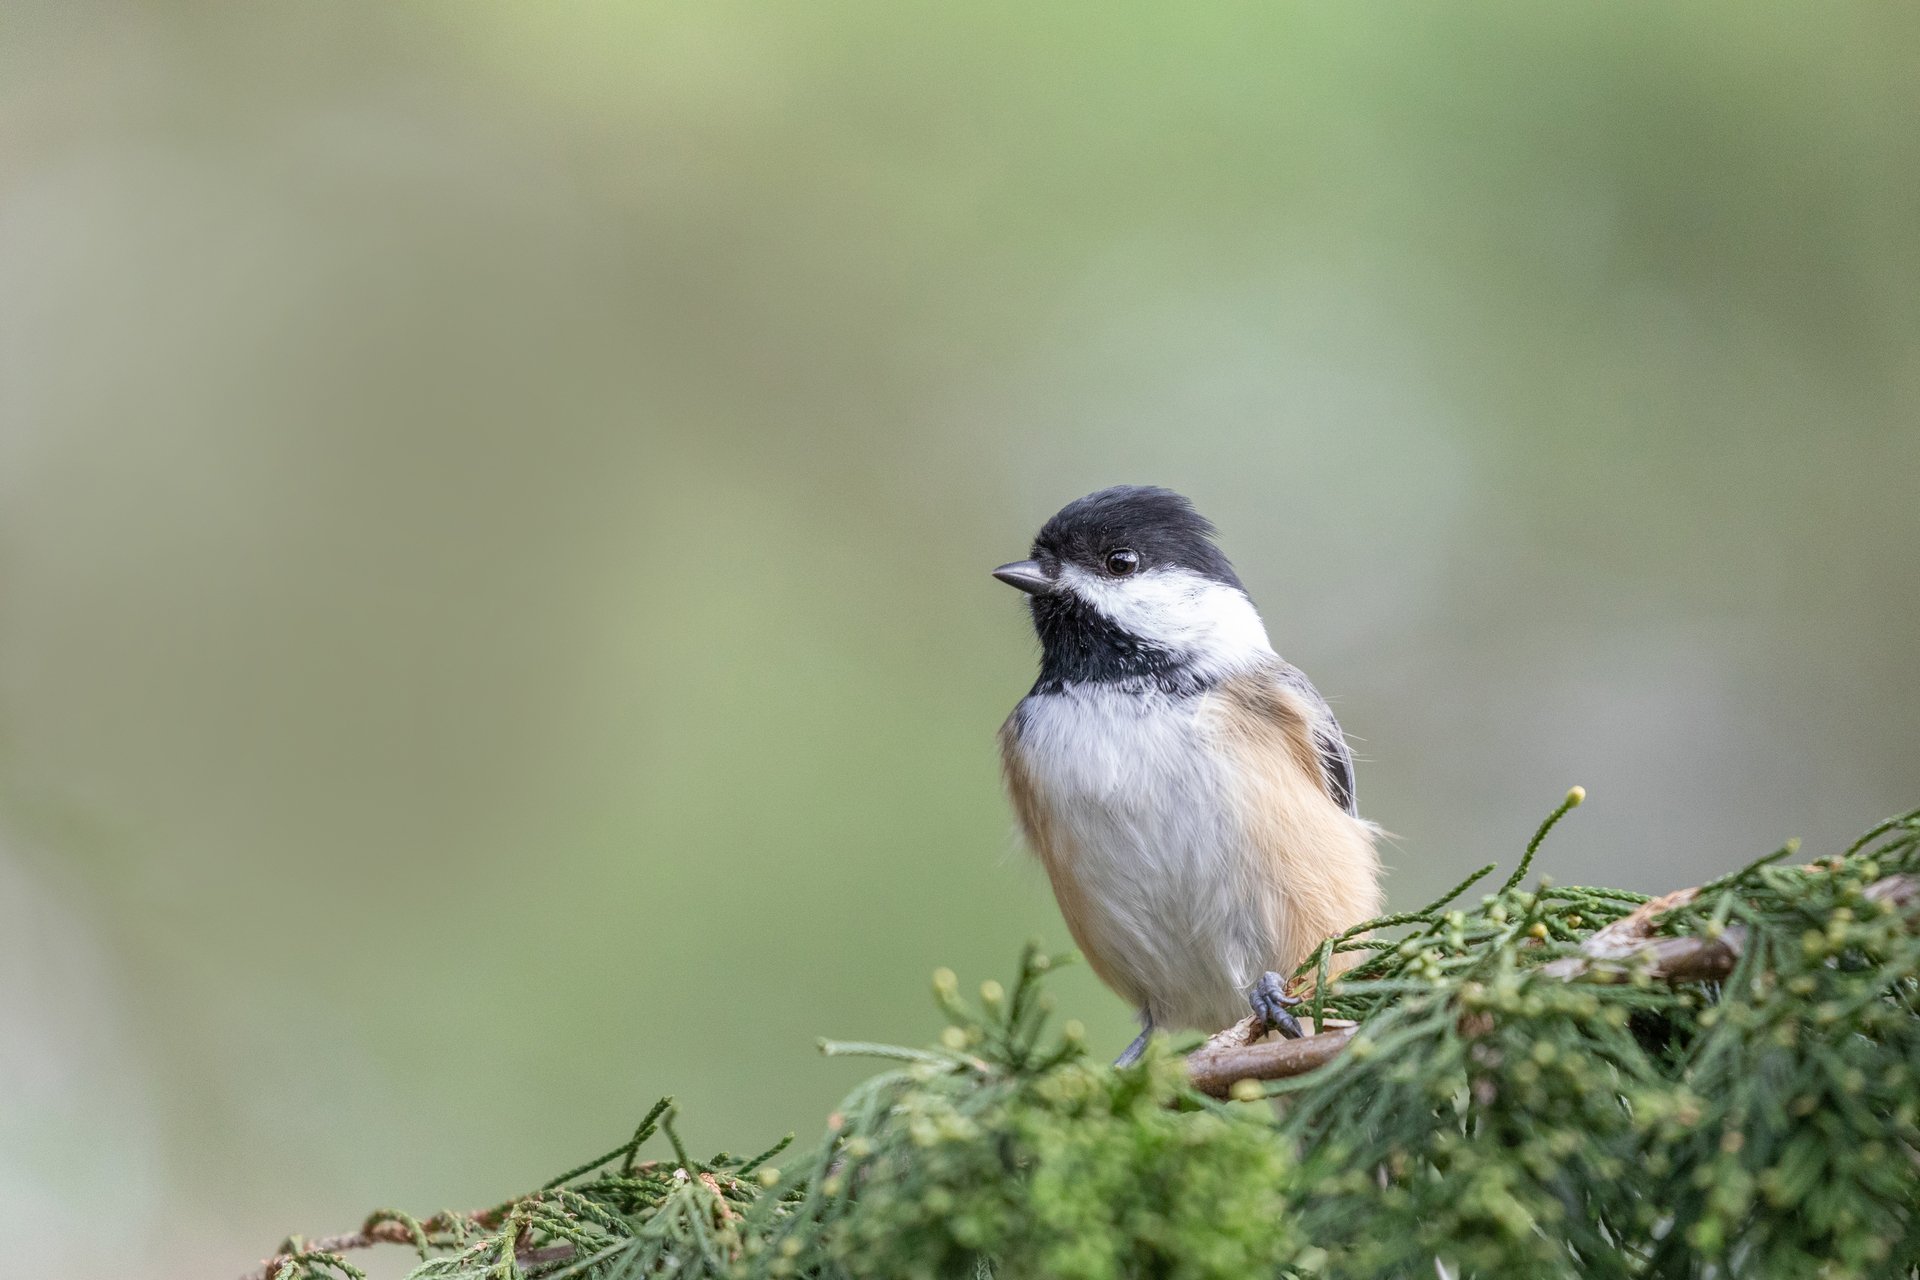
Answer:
[2,3,1916,1275]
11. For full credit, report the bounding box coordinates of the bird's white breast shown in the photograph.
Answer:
[1010,682,1282,1030]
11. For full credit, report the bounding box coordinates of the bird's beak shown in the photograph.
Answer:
[992,560,1054,595]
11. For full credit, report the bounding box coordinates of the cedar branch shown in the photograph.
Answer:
[1182,870,1919,1098]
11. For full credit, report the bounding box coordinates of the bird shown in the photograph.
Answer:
[994,485,1383,1065]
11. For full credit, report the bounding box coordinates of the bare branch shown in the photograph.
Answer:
[1187,1026,1356,1097]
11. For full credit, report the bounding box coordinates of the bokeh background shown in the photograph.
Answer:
[3,3,1917,1275]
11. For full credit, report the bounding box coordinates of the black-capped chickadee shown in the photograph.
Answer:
[994,485,1383,1064]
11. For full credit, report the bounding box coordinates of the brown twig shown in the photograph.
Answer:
[1536,885,1733,982]
[240,1158,758,1280]
[1182,871,1920,1098]
[1541,872,1917,983]
[243,1214,480,1280]
[243,1206,532,1280]
[1187,1025,1357,1097]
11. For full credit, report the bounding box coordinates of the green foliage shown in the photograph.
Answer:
[260,807,1920,1280]
[1643,822,1920,1276]
[809,959,1294,1280]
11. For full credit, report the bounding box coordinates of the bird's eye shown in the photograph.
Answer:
[1104,548,1140,577]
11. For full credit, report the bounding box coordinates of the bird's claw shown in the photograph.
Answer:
[1251,971,1305,1039]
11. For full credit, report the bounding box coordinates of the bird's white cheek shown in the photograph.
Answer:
[1060,567,1274,676]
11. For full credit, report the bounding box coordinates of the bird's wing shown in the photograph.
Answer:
[1270,662,1359,817]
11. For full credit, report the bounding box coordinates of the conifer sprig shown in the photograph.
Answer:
[248,804,1920,1280]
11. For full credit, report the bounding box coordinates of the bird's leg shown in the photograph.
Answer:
[1251,972,1305,1039]
[1113,1010,1154,1067]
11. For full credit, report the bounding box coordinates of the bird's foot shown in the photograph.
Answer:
[1114,1014,1154,1067]
[1251,972,1305,1039]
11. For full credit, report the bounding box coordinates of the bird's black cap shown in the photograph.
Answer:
[1030,485,1243,589]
